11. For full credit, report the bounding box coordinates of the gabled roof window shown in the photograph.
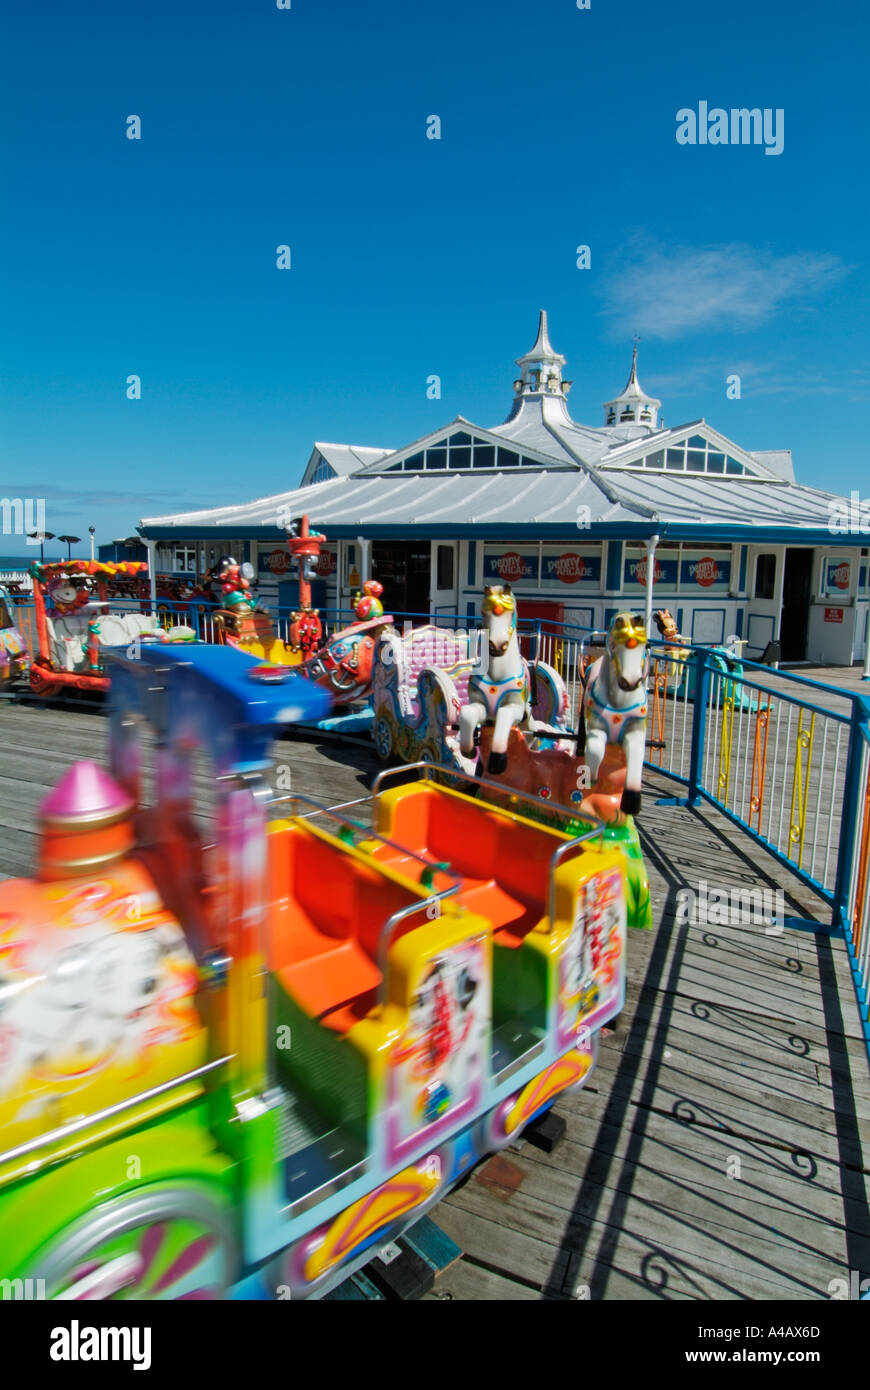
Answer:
[380,435,543,471]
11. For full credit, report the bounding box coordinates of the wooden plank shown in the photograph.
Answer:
[444,1165,833,1300]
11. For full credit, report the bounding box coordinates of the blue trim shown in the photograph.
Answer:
[139,522,869,546]
[467,541,477,587]
[738,545,748,593]
[605,542,623,591]
[684,647,711,806]
[735,606,744,638]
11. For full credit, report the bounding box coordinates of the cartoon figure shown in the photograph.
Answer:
[393,956,480,1126]
[47,573,92,616]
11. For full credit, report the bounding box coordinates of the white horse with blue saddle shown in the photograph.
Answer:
[580,612,649,817]
[459,585,531,775]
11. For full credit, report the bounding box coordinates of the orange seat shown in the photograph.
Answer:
[267,821,427,1032]
[371,787,556,948]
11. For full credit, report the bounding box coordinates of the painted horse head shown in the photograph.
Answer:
[607,612,648,693]
[482,585,517,657]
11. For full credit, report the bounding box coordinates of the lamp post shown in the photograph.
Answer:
[58,534,81,561]
[88,526,96,563]
[27,530,55,563]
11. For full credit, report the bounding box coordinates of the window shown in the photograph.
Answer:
[755,553,776,600]
[387,438,542,471]
[311,458,335,485]
[616,437,755,476]
[174,546,196,573]
[436,545,455,591]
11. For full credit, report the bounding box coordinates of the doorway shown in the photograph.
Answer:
[372,541,431,617]
[780,549,813,661]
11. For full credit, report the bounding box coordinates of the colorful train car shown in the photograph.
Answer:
[0,644,626,1299]
[27,560,195,697]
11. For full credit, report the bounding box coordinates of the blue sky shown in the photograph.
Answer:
[1,0,867,557]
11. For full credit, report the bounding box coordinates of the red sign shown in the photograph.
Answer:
[552,553,592,584]
[831,563,850,590]
[824,607,844,623]
[493,552,529,581]
[691,557,720,588]
[633,558,665,586]
[266,549,291,575]
[315,549,336,577]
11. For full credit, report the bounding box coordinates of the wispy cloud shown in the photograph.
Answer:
[600,243,848,340]
[644,358,870,404]
[0,483,210,511]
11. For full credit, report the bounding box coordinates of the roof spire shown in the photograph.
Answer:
[512,309,571,402]
[603,341,661,430]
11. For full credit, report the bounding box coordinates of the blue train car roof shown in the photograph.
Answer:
[105,643,332,773]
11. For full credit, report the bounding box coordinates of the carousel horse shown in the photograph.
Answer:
[579,612,649,817]
[653,608,690,689]
[459,585,530,775]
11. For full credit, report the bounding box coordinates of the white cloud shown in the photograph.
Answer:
[600,244,848,340]
[644,359,870,404]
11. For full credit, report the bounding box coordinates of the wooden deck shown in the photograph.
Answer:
[1,698,869,1301]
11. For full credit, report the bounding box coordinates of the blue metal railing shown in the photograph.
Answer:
[646,639,870,1063]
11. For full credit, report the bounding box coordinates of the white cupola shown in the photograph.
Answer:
[504,310,575,427]
[603,344,661,429]
[512,309,572,400]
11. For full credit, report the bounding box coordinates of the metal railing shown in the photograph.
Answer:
[644,639,870,1064]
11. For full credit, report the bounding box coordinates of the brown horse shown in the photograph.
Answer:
[476,726,628,826]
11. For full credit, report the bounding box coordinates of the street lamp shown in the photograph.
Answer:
[27,530,55,563]
[88,526,96,562]
[58,534,81,561]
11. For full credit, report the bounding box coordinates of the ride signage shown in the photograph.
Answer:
[680,552,731,589]
[483,550,538,583]
[825,560,851,593]
[543,551,601,585]
[258,549,292,576]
